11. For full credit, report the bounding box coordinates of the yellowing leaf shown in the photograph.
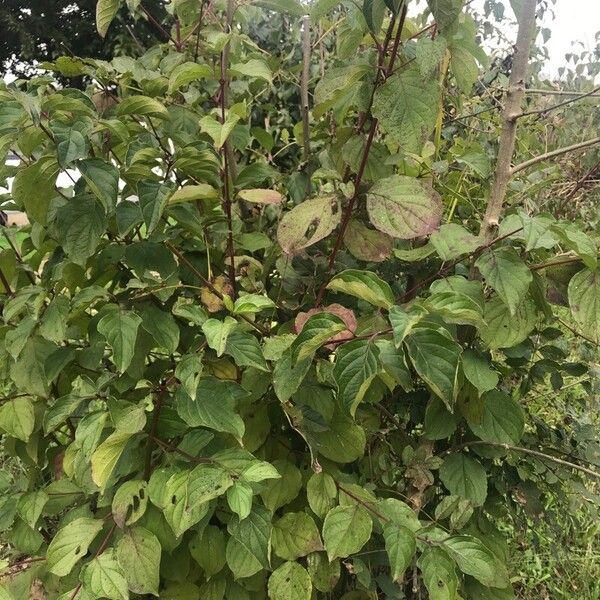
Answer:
[238,188,283,205]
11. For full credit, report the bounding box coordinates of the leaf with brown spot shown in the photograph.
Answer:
[277,196,340,254]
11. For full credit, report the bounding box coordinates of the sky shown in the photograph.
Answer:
[538,0,599,77]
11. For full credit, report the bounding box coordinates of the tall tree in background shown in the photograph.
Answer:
[0,0,164,77]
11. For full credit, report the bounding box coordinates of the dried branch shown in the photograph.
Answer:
[480,0,537,242]
[447,441,600,480]
[511,136,600,175]
[515,84,600,119]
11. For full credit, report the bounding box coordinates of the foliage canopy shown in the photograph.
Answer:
[0,0,599,598]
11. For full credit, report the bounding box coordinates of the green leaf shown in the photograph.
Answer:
[427,0,462,31]
[138,180,171,235]
[39,295,69,343]
[272,512,323,560]
[116,95,169,119]
[202,317,237,357]
[277,196,340,254]
[424,396,459,440]
[475,248,533,315]
[233,294,276,315]
[175,378,247,440]
[17,490,48,529]
[461,350,499,395]
[168,184,218,204]
[241,460,281,483]
[291,313,346,364]
[189,525,226,576]
[96,0,120,37]
[568,268,600,343]
[423,291,484,327]
[322,505,372,561]
[260,460,302,512]
[55,195,107,265]
[161,466,232,537]
[372,66,441,154]
[440,453,487,506]
[444,535,510,588]
[383,523,416,582]
[227,481,253,520]
[97,308,143,372]
[112,480,148,528]
[231,59,273,83]
[273,349,312,402]
[268,561,312,600]
[481,294,537,349]
[11,156,59,224]
[116,527,161,596]
[225,329,270,371]
[91,431,133,492]
[367,175,443,239]
[415,36,448,77]
[327,269,394,309]
[140,304,180,353]
[0,397,35,442]
[168,62,212,93]
[81,550,129,600]
[405,327,461,410]
[309,406,366,463]
[51,121,88,166]
[46,517,103,576]
[468,390,524,445]
[334,340,380,415]
[388,305,423,347]
[226,506,272,579]
[418,547,459,600]
[314,64,371,117]
[430,224,480,260]
[307,472,338,519]
[362,0,385,33]
[344,219,393,262]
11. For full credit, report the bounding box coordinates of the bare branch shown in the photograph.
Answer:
[220,0,237,298]
[511,136,600,175]
[515,84,600,119]
[480,0,538,241]
[520,87,600,97]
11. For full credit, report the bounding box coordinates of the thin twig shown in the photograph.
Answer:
[315,6,407,305]
[143,382,169,479]
[515,85,600,119]
[140,3,180,48]
[301,14,311,162]
[519,87,600,97]
[152,435,214,463]
[558,317,599,347]
[164,241,268,334]
[556,157,600,215]
[219,0,237,298]
[511,136,600,175]
[445,441,600,480]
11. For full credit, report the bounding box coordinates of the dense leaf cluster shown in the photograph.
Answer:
[0,0,598,598]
